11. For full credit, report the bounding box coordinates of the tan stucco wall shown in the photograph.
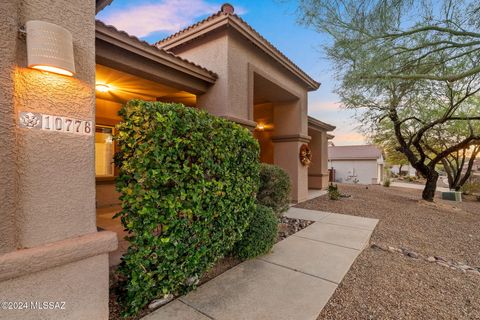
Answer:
[227,31,309,134]
[0,1,19,254]
[0,1,116,319]
[170,28,310,202]
[308,128,329,189]
[273,140,309,202]
[173,30,229,117]
[0,255,109,320]
[14,0,97,248]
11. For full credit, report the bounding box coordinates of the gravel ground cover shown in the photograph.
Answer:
[296,184,480,320]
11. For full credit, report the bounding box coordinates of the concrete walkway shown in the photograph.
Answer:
[307,189,327,200]
[144,208,378,320]
[391,181,450,193]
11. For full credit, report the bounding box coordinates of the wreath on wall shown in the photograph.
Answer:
[299,144,312,167]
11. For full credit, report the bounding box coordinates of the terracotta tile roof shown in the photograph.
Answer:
[95,20,218,79]
[96,0,113,14]
[155,11,226,47]
[155,8,320,90]
[328,145,383,160]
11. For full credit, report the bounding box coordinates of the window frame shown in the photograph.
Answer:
[95,124,116,180]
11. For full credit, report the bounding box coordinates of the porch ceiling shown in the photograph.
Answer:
[253,73,298,105]
[96,64,196,106]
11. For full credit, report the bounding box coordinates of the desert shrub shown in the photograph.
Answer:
[114,100,260,316]
[232,204,278,260]
[383,178,391,187]
[257,163,291,215]
[328,183,341,200]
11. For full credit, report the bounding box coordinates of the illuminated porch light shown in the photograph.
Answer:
[256,123,265,131]
[95,84,111,92]
[26,20,75,77]
[30,65,73,77]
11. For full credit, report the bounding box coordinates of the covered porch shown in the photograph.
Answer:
[94,21,217,209]
[94,21,219,266]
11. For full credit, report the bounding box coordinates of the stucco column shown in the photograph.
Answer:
[308,129,329,189]
[272,137,310,202]
[0,1,116,320]
[0,0,18,255]
[272,100,309,203]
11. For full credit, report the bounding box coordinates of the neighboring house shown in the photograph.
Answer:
[391,164,417,177]
[328,145,385,184]
[1,2,335,319]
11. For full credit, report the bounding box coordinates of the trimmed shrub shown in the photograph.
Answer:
[257,163,291,215]
[114,100,260,316]
[232,204,278,260]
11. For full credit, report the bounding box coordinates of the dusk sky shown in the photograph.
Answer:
[97,0,366,145]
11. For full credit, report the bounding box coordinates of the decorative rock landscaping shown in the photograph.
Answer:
[371,243,480,275]
[278,216,315,241]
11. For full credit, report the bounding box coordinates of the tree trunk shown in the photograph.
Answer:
[422,171,439,201]
[456,145,480,190]
[441,158,455,189]
[398,164,403,175]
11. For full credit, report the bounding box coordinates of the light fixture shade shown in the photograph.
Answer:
[26,20,75,76]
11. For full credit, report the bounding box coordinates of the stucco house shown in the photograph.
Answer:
[329,145,385,185]
[95,4,335,207]
[1,1,334,319]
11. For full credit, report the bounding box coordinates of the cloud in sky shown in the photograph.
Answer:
[331,132,367,146]
[308,100,342,112]
[99,0,220,38]
[307,100,367,145]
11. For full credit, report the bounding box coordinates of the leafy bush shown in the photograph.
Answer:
[232,204,278,260]
[114,100,260,316]
[328,183,341,200]
[256,164,291,215]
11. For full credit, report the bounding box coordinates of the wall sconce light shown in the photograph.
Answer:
[95,84,111,92]
[25,20,75,77]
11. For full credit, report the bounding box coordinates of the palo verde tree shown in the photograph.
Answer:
[370,121,410,174]
[297,0,480,200]
[441,144,480,190]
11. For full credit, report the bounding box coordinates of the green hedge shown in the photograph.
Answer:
[114,100,260,316]
[232,204,278,260]
[257,163,291,215]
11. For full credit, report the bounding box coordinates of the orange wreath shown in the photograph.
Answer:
[299,144,312,167]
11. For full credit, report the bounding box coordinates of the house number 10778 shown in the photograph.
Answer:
[19,112,93,135]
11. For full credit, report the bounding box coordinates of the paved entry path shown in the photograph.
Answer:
[391,181,450,192]
[144,208,378,320]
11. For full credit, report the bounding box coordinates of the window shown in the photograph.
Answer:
[95,125,115,177]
